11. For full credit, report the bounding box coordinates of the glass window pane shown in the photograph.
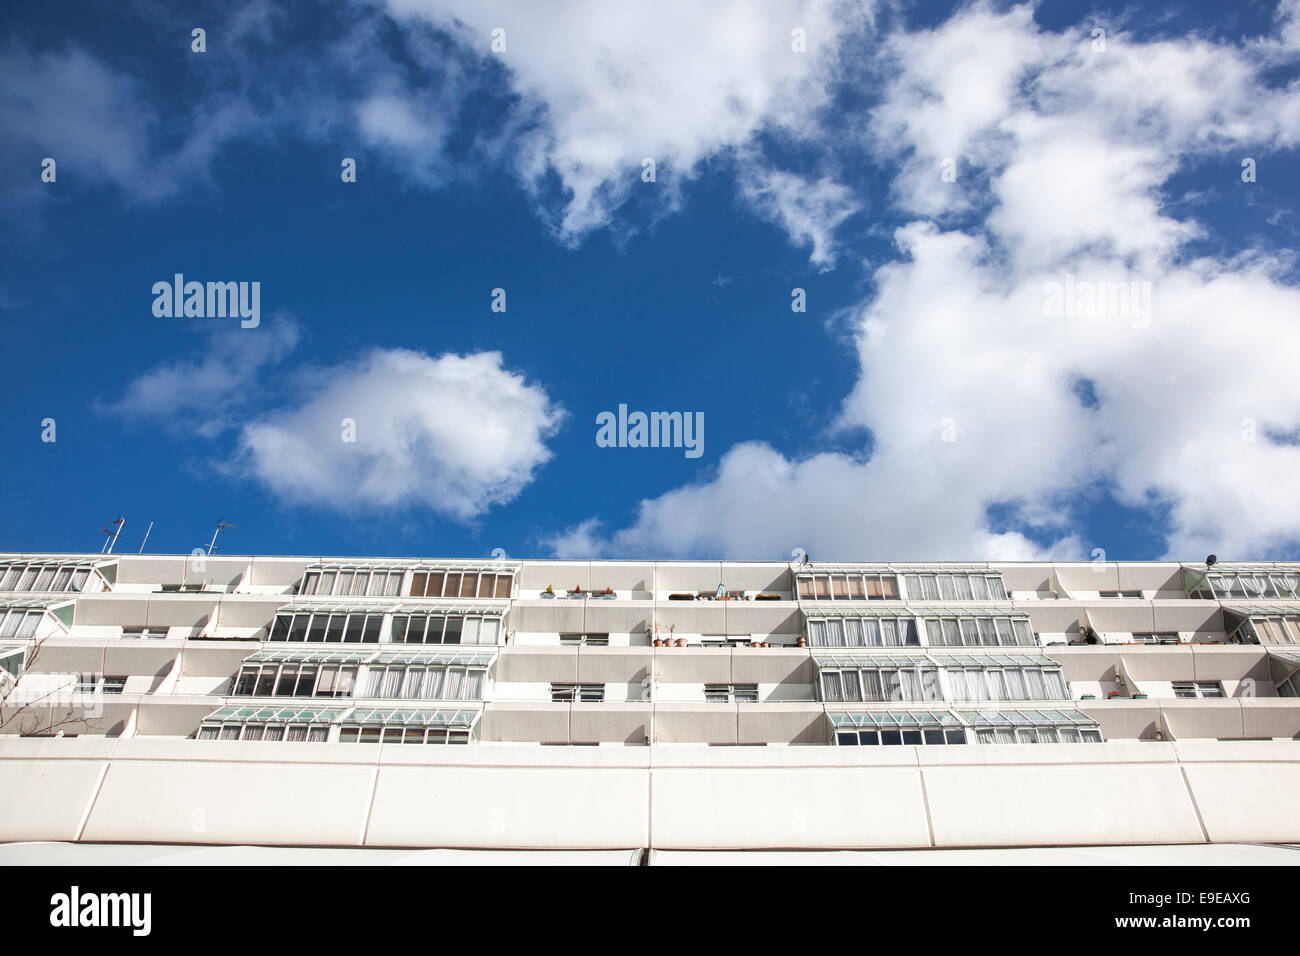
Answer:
[821,672,843,703]
[826,620,845,646]
[443,616,463,644]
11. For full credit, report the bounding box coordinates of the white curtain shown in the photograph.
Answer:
[959,619,979,646]
[864,619,882,646]
[380,667,403,697]
[882,669,902,701]
[846,619,865,647]
[821,672,843,702]
[881,619,899,646]
[808,620,827,646]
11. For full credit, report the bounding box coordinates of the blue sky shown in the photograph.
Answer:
[3,0,1300,562]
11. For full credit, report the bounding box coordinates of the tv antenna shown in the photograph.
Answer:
[99,516,125,554]
[207,518,237,555]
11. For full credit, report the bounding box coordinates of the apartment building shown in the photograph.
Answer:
[2,552,1299,852]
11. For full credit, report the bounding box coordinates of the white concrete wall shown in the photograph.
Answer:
[3,737,1299,850]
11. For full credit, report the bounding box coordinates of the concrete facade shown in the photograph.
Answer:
[2,552,1299,849]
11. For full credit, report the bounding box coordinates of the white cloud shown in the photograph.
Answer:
[0,45,162,206]
[237,349,564,518]
[556,4,1300,561]
[105,325,565,520]
[382,0,863,256]
[737,165,860,269]
[98,319,303,438]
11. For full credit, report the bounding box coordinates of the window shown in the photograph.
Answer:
[807,616,920,647]
[821,667,943,703]
[198,722,330,742]
[121,626,168,640]
[407,570,514,599]
[922,616,1036,647]
[0,608,49,640]
[1099,590,1143,599]
[974,726,1102,744]
[559,633,610,646]
[388,614,498,645]
[1192,571,1300,600]
[946,666,1069,701]
[299,567,404,597]
[1246,615,1300,645]
[551,683,605,702]
[902,572,1007,602]
[797,573,899,601]
[836,728,966,746]
[1172,681,1225,699]
[360,665,486,701]
[0,562,101,593]
[1132,632,1179,645]
[75,674,126,694]
[338,725,470,745]
[232,663,359,699]
[704,683,759,703]
[269,612,383,643]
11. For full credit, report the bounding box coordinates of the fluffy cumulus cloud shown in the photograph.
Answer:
[382,0,863,257]
[238,349,564,518]
[104,325,564,520]
[5,1,865,264]
[553,3,1300,561]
